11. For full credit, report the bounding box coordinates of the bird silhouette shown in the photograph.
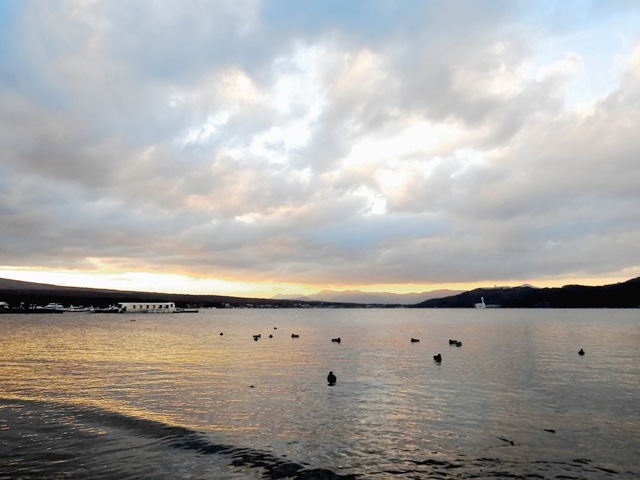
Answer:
[327,371,337,385]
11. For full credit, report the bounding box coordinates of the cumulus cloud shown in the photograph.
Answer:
[1,0,640,293]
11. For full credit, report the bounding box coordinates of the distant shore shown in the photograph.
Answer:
[2,276,640,309]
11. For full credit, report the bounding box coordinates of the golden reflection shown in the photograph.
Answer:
[2,307,639,468]
[0,311,320,431]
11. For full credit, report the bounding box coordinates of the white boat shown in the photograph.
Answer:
[65,305,92,313]
[474,297,500,308]
[87,305,120,314]
[42,303,65,311]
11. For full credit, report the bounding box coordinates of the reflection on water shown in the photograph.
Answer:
[1,308,639,478]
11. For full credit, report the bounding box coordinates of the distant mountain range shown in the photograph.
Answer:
[272,289,465,305]
[1,276,639,309]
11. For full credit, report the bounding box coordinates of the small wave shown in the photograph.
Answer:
[0,397,358,479]
[1,397,635,479]
[375,455,633,479]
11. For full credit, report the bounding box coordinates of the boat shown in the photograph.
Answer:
[88,306,120,314]
[0,306,64,314]
[42,302,65,311]
[65,305,93,313]
[474,297,500,308]
[474,298,486,308]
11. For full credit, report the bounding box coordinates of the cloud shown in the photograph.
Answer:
[1,0,640,293]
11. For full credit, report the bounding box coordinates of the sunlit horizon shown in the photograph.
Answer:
[0,267,635,300]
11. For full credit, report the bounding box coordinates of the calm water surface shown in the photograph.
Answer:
[1,308,639,479]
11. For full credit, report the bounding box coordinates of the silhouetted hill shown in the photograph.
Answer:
[3,277,638,309]
[414,277,640,308]
[0,278,328,309]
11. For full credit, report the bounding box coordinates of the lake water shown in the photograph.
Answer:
[1,308,639,479]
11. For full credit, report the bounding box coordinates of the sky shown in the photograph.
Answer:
[1,0,640,298]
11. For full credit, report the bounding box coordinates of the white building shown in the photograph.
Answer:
[117,302,176,313]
